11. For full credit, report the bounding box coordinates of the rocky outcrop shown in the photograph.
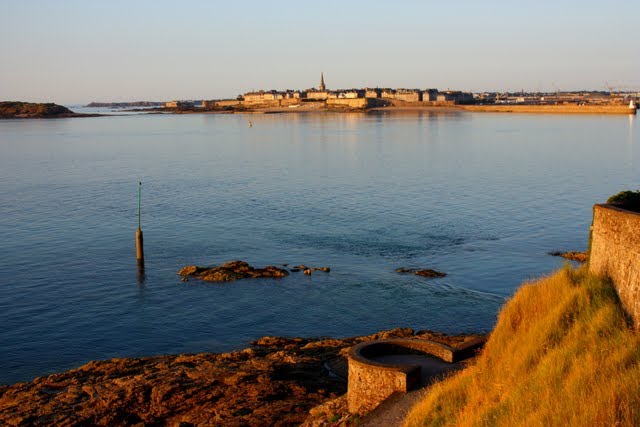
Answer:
[395,268,447,278]
[0,102,76,118]
[291,265,331,276]
[179,260,289,282]
[548,251,588,263]
[0,328,484,427]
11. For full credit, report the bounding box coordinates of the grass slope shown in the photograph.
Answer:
[405,266,640,426]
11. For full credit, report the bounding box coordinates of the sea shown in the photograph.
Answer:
[0,108,638,384]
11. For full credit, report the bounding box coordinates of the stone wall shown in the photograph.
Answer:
[240,99,301,108]
[215,100,241,107]
[346,338,484,414]
[590,204,640,328]
[326,98,370,109]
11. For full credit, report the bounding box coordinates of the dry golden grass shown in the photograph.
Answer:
[404,266,640,426]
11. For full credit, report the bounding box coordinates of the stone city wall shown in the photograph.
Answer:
[240,99,300,108]
[326,98,370,109]
[214,100,241,107]
[590,204,640,328]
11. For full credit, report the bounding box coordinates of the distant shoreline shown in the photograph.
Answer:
[0,113,104,119]
[458,104,636,115]
[0,102,104,119]
[4,101,635,119]
[153,103,637,116]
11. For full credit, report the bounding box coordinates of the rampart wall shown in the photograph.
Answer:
[590,204,640,328]
[326,98,370,109]
[214,100,241,107]
[240,99,301,108]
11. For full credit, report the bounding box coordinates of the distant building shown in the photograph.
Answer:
[338,89,365,99]
[284,90,306,99]
[307,90,330,100]
[365,88,381,98]
[165,100,194,108]
[422,89,439,102]
[436,91,474,104]
[380,88,422,102]
[307,73,330,99]
[243,90,283,102]
[394,89,422,102]
[381,89,396,99]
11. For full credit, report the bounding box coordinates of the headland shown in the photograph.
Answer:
[0,102,101,119]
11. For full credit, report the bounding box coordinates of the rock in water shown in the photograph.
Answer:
[396,267,447,278]
[548,251,588,263]
[414,269,447,278]
[178,260,289,282]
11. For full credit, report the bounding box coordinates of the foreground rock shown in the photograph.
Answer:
[179,260,289,282]
[549,251,588,263]
[0,102,95,118]
[0,328,484,427]
[396,268,447,278]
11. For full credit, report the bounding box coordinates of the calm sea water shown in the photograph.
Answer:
[0,111,638,384]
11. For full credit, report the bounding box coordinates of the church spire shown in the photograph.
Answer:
[319,72,326,91]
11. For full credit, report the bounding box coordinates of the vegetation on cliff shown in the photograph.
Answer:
[405,265,640,426]
[607,190,640,212]
[0,101,74,118]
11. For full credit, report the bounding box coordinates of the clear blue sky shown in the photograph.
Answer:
[1,0,638,104]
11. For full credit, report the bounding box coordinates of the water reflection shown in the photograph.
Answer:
[629,114,635,173]
[137,263,146,286]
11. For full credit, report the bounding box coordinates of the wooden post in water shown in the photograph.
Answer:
[136,182,144,268]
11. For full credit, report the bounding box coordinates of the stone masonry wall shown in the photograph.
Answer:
[590,204,640,328]
[326,98,369,108]
[347,358,412,415]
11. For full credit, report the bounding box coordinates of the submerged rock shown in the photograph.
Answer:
[302,266,331,276]
[178,260,289,282]
[396,267,447,278]
[415,269,447,278]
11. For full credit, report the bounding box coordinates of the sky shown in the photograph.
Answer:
[1,0,639,104]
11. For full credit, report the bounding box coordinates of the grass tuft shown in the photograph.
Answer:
[404,265,640,426]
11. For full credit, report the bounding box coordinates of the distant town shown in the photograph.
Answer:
[85,73,640,113]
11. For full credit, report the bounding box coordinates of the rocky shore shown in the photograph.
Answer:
[0,328,483,426]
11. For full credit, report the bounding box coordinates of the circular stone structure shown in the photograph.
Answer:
[347,338,484,414]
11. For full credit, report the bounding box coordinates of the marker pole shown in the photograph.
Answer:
[136,182,144,267]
